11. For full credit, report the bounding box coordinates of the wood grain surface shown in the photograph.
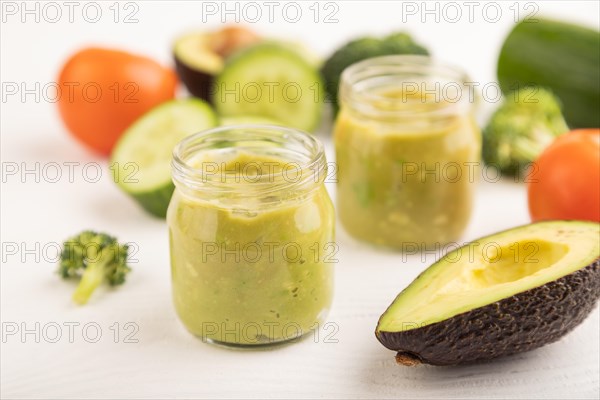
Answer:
[1,2,599,398]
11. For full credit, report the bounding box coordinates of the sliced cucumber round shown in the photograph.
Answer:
[219,114,283,126]
[213,43,324,132]
[110,99,217,218]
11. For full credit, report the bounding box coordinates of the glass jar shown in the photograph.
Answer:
[168,125,335,346]
[334,55,481,249]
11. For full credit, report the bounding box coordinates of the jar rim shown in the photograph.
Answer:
[340,55,474,119]
[171,124,327,200]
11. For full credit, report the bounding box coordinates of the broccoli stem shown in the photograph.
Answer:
[72,258,108,305]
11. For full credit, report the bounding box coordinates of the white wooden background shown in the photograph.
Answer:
[1,1,599,399]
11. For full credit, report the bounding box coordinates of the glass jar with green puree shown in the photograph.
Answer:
[334,55,481,249]
[168,125,334,346]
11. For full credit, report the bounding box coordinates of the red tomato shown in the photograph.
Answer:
[528,129,600,222]
[58,47,177,155]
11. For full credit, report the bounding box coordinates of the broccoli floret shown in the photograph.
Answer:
[321,32,429,113]
[59,230,131,305]
[482,87,569,177]
[380,33,429,55]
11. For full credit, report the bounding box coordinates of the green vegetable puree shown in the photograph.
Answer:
[167,151,335,345]
[334,90,481,248]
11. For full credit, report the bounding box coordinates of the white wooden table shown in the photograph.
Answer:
[1,2,598,398]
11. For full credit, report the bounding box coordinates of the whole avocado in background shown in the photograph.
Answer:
[321,32,429,113]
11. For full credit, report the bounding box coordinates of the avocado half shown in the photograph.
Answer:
[376,221,600,366]
[173,32,224,101]
[173,27,261,101]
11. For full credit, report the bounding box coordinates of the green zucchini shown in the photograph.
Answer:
[497,18,600,128]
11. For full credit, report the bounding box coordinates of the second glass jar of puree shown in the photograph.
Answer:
[334,55,481,249]
[168,125,335,346]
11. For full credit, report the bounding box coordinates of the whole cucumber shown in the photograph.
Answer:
[498,19,600,128]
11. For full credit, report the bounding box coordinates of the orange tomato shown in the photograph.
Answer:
[528,129,600,222]
[58,48,177,155]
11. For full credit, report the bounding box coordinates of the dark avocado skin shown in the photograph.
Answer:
[376,258,600,366]
[173,55,214,103]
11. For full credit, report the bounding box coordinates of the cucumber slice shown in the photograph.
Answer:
[110,99,217,218]
[219,115,283,126]
[213,43,324,132]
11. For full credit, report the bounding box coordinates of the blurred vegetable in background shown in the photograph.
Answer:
[498,18,600,128]
[219,115,283,126]
[52,18,599,224]
[321,32,429,113]
[58,48,178,155]
[482,87,568,177]
[528,129,600,222]
[110,99,217,218]
[213,42,324,131]
[174,26,262,101]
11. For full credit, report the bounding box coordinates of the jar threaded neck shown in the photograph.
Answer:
[340,55,474,120]
[171,125,327,203]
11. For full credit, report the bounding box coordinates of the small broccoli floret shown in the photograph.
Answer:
[321,32,429,113]
[59,230,131,305]
[482,87,568,177]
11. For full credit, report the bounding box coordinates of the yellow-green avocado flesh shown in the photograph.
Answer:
[376,221,600,366]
